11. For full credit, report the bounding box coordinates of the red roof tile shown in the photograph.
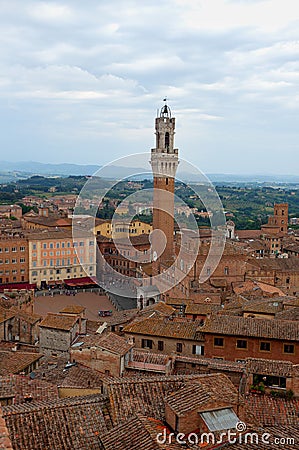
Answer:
[124,317,203,340]
[200,316,299,341]
[39,313,79,331]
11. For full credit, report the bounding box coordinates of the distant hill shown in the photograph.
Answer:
[206,173,299,183]
[0,161,151,182]
[0,161,101,176]
[0,161,299,185]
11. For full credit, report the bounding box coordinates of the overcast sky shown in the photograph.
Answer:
[1,0,299,175]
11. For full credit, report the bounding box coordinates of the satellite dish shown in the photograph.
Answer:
[153,251,157,262]
[29,372,35,379]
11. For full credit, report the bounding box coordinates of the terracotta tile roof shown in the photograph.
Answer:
[5,394,103,416]
[39,313,79,331]
[100,414,182,450]
[276,307,299,321]
[106,374,208,424]
[210,277,227,288]
[167,294,223,305]
[283,242,299,253]
[235,229,262,240]
[165,382,208,417]
[143,301,176,316]
[95,218,111,225]
[0,406,14,450]
[131,350,170,366]
[232,280,286,297]
[200,316,299,341]
[124,317,203,340]
[254,282,286,296]
[245,358,297,378]
[25,225,90,240]
[224,426,299,449]
[164,373,239,416]
[219,308,243,317]
[60,364,108,388]
[92,309,139,328]
[165,298,193,306]
[101,415,157,450]
[132,303,176,323]
[283,297,299,307]
[0,352,43,376]
[9,308,41,325]
[245,394,299,428]
[0,307,14,324]
[246,239,267,250]
[223,295,250,310]
[115,234,150,246]
[249,257,299,272]
[59,305,86,314]
[3,394,112,450]
[263,426,299,449]
[73,332,133,356]
[96,234,111,242]
[174,355,245,373]
[243,299,283,315]
[224,295,290,315]
[0,375,59,404]
[23,216,72,228]
[185,303,222,315]
[32,356,71,385]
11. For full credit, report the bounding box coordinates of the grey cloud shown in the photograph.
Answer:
[0,0,298,173]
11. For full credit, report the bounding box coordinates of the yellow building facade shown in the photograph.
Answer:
[27,229,96,288]
[94,219,152,239]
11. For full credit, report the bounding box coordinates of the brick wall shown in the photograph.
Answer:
[126,333,203,358]
[204,334,299,364]
[165,403,200,434]
[288,376,299,396]
[176,409,201,434]
[71,347,123,377]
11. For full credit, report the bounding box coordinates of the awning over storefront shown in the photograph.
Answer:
[48,280,64,286]
[0,283,37,292]
[64,277,99,287]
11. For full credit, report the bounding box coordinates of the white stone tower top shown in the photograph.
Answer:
[150,102,179,178]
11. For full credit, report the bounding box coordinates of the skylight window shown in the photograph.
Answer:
[200,408,239,432]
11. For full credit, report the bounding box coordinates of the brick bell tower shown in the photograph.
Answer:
[150,102,179,273]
